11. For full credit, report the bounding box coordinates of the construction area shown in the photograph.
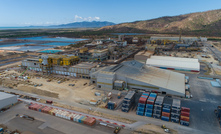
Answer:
[1,34,221,134]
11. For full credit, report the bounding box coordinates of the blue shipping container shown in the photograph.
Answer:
[146,104,154,109]
[145,108,153,113]
[145,112,152,117]
[137,107,145,112]
[136,111,144,116]
[143,93,149,96]
[163,108,171,113]
[149,93,157,97]
[161,116,169,122]
[138,103,145,108]
[180,120,189,126]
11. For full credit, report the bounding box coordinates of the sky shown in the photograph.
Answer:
[0,0,221,27]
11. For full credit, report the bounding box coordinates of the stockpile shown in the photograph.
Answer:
[171,99,181,123]
[215,106,221,127]
[136,92,149,116]
[161,98,172,122]
[180,107,190,126]
[122,91,135,112]
[145,93,157,117]
[28,103,96,126]
[153,96,164,119]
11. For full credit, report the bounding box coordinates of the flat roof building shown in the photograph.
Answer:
[146,56,200,72]
[0,92,17,109]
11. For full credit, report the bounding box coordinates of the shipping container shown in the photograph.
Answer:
[146,104,154,109]
[162,112,170,117]
[180,116,190,122]
[181,107,190,113]
[145,112,152,117]
[180,120,189,126]
[139,97,147,104]
[162,107,171,113]
[136,111,144,116]
[143,92,149,96]
[153,109,161,114]
[163,103,171,109]
[154,105,162,110]
[161,116,169,122]
[171,113,180,118]
[172,99,181,109]
[171,108,181,114]
[149,93,157,98]
[171,117,180,123]
[145,108,153,113]
[153,113,161,119]
[181,111,190,117]
[137,106,144,111]
[147,100,154,105]
[155,96,164,105]
[138,103,145,108]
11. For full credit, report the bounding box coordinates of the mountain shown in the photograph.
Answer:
[54,21,115,28]
[99,9,221,36]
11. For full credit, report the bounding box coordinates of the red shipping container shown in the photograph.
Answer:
[181,107,190,112]
[147,100,154,105]
[180,115,190,122]
[181,111,190,117]
[139,97,147,104]
[162,112,170,117]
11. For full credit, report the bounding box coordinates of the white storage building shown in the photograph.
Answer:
[146,56,200,72]
[0,92,17,109]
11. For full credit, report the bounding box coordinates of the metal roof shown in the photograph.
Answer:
[0,92,16,100]
[98,60,185,96]
[72,62,98,69]
[146,56,200,71]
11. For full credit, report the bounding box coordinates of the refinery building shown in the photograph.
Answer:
[90,60,186,97]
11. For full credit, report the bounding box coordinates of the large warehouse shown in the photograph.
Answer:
[0,92,17,109]
[90,60,186,97]
[146,56,200,72]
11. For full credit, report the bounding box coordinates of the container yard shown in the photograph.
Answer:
[28,103,96,126]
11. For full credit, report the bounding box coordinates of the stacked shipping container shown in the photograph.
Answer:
[28,103,96,126]
[136,92,149,116]
[180,107,190,126]
[122,91,135,112]
[145,93,157,117]
[171,99,181,123]
[153,96,164,119]
[107,101,116,110]
[161,98,172,122]
[215,106,221,127]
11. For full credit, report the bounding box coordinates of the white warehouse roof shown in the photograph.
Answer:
[146,56,200,71]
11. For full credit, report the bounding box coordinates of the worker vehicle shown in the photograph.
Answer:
[161,125,170,133]
[114,127,121,134]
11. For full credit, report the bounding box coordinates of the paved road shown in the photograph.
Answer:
[203,42,221,62]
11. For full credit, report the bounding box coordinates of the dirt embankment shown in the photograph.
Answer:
[17,85,59,98]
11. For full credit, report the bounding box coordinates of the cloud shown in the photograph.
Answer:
[74,15,100,22]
